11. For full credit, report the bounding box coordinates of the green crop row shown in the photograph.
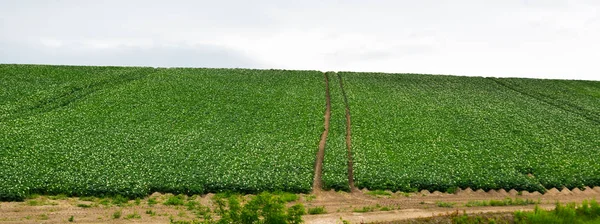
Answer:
[322,72,349,191]
[0,65,324,200]
[341,72,600,193]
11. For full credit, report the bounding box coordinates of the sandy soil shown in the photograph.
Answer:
[0,187,598,223]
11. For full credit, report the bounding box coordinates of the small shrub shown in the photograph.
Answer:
[68,215,74,222]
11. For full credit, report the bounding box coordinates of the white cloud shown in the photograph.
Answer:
[1,0,599,80]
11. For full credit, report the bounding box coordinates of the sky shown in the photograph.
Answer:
[1,0,599,80]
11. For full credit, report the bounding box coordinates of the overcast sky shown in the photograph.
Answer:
[1,0,599,80]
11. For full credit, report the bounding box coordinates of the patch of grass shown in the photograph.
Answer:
[79,196,95,201]
[436,201,455,208]
[304,194,316,202]
[125,211,142,219]
[48,194,68,200]
[77,203,92,208]
[353,206,375,213]
[465,197,537,207]
[111,195,129,206]
[273,191,299,202]
[112,210,122,219]
[25,198,58,206]
[99,198,110,206]
[39,214,49,220]
[186,200,199,210]
[515,200,600,223]
[145,209,156,216]
[134,197,141,205]
[367,190,392,197]
[68,216,74,222]
[147,197,158,206]
[164,194,186,206]
[308,206,327,215]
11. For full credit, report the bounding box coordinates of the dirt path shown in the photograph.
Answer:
[313,72,332,192]
[303,186,600,223]
[1,187,598,223]
[336,73,355,191]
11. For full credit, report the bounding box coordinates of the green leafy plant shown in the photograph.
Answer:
[308,206,327,214]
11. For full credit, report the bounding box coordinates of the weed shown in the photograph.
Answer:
[112,210,122,219]
[49,194,68,200]
[185,200,199,210]
[125,211,142,219]
[79,196,95,201]
[111,195,129,206]
[148,197,158,206]
[77,203,92,208]
[164,194,185,206]
[436,201,455,208]
[39,214,49,220]
[367,190,392,197]
[304,194,316,202]
[145,209,156,216]
[353,206,375,213]
[68,216,74,222]
[308,206,327,214]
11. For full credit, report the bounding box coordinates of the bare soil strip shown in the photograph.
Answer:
[2,188,598,223]
[313,72,331,192]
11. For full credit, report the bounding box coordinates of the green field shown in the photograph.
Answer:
[341,72,600,192]
[1,64,599,201]
[0,64,324,200]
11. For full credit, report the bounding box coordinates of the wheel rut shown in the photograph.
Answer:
[313,72,331,192]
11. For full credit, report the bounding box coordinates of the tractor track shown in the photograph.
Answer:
[312,72,331,192]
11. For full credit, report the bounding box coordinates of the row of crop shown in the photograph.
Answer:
[0,66,325,200]
[341,72,600,193]
[322,72,350,191]
[490,77,600,124]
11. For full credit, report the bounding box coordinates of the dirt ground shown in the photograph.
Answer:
[0,187,598,224]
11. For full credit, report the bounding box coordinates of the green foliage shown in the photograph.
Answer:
[147,197,158,206]
[366,190,392,197]
[342,72,600,192]
[436,201,455,208]
[208,192,305,224]
[308,206,327,214]
[112,210,122,219]
[466,198,537,207]
[515,200,600,223]
[146,209,156,216]
[0,65,323,200]
[353,206,375,213]
[125,211,142,219]
[322,72,351,191]
[68,215,74,222]
[77,203,92,208]
[164,194,186,206]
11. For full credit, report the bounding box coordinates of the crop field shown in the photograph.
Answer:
[0,64,324,201]
[1,64,600,203]
[341,72,600,193]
